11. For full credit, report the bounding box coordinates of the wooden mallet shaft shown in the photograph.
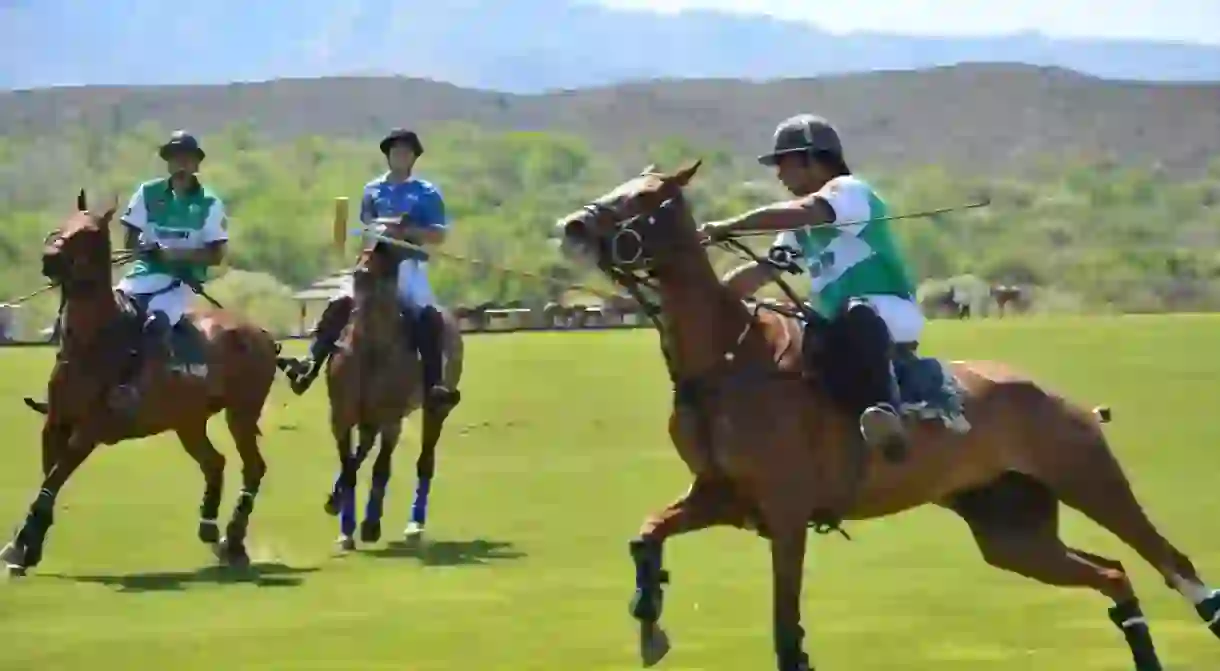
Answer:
[331,197,349,252]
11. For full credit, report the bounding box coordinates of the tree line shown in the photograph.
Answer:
[1,121,1218,336]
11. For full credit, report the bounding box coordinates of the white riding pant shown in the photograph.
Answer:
[337,259,436,314]
[115,273,193,326]
[856,294,924,344]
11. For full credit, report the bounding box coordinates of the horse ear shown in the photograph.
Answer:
[641,163,659,175]
[99,193,119,228]
[76,188,87,212]
[668,159,703,187]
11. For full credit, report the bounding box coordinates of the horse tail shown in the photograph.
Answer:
[1092,405,1112,424]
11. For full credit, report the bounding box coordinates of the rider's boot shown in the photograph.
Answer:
[842,300,907,461]
[412,306,460,410]
[278,296,353,395]
[110,310,171,415]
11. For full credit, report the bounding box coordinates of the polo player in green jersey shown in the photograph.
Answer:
[704,114,924,457]
[112,130,228,411]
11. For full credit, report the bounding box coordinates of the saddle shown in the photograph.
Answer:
[772,301,970,432]
[114,290,209,378]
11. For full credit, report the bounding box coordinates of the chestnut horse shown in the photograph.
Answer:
[1,191,281,575]
[321,240,463,549]
[554,162,1219,671]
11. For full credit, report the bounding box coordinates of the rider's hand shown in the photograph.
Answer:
[138,240,163,260]
[698,221,733,244]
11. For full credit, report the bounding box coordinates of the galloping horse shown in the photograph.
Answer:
[321,239,464,549]
[554,162,1220,671]
[1,190,281,575]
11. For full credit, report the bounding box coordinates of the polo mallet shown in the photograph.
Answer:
[331,197,349,253]
[722,197,992,239]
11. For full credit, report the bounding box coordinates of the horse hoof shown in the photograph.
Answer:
[215,537,251,569]
[0,541,24,567]
[336,535,356,552]
[197,521,220,544]
[639,622,671,668]
[403,522,425,541]
[360,519,381,544]
[6,563,26,578]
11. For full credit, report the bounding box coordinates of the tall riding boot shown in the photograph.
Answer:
[413,306,459,409]
[278,296,353,395]
[111,311,171,415]
[841,300,907,460]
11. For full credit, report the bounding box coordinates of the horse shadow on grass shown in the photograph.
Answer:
[362,538,525,567]
[43,562,319,593]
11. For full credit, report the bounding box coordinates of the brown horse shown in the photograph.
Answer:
[554,163,1219,671]
[0,190,281,576]
[322,240,463,549]
[992,284,1028,316]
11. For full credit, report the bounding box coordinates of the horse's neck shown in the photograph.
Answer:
[60,289,120,351]
[349,292,402,352]
[656,246,758,379]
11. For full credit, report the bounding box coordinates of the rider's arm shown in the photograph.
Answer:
[712,195,834,235]
[395,186,447,246]
[723,261,778,300]
[809,178,871,235]
[161,197,227,266]
[722,231,803,300]
[359,186,377,225]
[120,187,148,252]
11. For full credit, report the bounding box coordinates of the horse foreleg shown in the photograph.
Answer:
[326,426,354,516]
[629,476,748,667]
[2,429,99,576]
[359,423,400,544]
[760,508,811,671]
[175,423,226,545]
[218,408,267,568]
[41,419,70,479]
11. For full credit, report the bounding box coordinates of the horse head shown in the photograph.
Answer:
[554,160,704,280]
[349,241,402,343]
[42,189,117,295]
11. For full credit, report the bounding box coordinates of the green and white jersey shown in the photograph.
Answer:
[120,178,228,290]
[771,175,916,316]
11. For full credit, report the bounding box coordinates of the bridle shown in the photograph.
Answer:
[571,177,817,379]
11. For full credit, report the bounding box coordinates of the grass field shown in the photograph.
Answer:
[1,316,1219,670]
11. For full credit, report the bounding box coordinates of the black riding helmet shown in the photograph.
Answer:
[379,128,424,157]
[159,130,206,161]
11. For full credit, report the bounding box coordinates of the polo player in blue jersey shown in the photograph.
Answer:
[280,129,457,410]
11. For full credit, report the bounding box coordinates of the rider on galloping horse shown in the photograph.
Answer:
[704,113,923,457]
[280,128,456,409]
[112,130,228,412]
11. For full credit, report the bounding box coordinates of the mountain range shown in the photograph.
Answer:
[3,0,1220,92]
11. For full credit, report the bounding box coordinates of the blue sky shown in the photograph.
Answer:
[593,0,1220,45]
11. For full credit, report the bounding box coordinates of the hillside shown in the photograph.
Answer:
[4,0,1220,91]
[3,64,1220,177]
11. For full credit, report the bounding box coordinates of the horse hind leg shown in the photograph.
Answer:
[175,423,226,545]
[1048,437,1220,640]
[949,472,1164,670]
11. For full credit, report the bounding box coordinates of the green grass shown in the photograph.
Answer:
[1,316,1219,670]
